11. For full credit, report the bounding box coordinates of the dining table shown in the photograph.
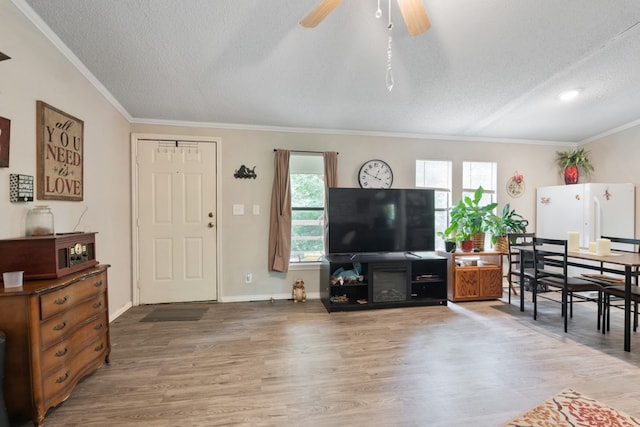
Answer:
[517,246,640,352]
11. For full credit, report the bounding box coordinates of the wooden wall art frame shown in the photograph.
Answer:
[0,116,10,167]
[36,101,84,201]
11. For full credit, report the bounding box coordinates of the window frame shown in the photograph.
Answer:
[416,159,453,250]
[289,153,326,263]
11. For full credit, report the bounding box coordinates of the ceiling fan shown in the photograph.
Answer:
[300,0,431,36]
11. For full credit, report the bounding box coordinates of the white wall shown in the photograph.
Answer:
[0,0,133,318]
[130,123,567,301]
[8,0,639,315]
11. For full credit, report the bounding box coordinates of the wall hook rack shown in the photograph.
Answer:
[234,165,257,179]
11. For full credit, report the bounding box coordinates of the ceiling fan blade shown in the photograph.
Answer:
[300,0,344,28]
[397,0,431,36]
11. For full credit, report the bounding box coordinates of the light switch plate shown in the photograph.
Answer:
[252,204,260,215]
[232,204,244,215]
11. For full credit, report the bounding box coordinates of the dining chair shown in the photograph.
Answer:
[593,236,640,333]
[532,237,604,333]
[506,232,536,304]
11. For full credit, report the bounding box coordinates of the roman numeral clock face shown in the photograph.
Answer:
[358,159,393,189]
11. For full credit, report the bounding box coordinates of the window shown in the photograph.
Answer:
[290,154,325,262]
[462,161,497,205]
[416,160,452,249]
[463,161,497,249]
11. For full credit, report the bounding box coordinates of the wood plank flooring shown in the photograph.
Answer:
[12,290,640,426]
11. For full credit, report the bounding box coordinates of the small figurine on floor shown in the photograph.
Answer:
[292,278,306,303]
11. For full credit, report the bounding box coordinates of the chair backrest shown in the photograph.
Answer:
[600,236,640,284]
[532,236,568,281]
[600,236,640,254]
[507,232,536,270]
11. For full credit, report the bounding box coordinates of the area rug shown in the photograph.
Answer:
[140,306,208,322]
[502,388,640,427]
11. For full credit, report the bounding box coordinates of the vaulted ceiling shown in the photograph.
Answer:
[18,0,640,144]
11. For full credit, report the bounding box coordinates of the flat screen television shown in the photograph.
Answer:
[328,188,435,254]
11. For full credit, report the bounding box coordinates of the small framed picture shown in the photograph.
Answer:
[0,116,10,167]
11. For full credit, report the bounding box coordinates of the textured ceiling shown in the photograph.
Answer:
[17,0,640,143]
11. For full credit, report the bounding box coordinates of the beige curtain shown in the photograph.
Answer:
[268,150,291,272]
[323,151,338,255]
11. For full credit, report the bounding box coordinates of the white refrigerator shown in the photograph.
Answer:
[536,183,635,249]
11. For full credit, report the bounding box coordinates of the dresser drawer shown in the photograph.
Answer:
[41,312,108,374]
[40,271,107,320]
[40,293,107,349]
[42,334,109,400]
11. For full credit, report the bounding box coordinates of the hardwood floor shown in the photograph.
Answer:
[12,290,640,426]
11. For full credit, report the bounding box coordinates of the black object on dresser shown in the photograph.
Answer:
[320,252,448,312]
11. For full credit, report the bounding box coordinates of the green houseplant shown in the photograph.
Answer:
[446,186,497,251]
[555,147,594,184]
[436,231,456,252]
[489,204,529,253]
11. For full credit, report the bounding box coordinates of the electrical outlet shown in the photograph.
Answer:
[245,272,252,284]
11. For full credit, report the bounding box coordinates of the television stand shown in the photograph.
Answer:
[320,252,448,312]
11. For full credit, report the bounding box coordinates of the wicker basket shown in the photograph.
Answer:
[472,232,485,251]
[494,236,509,254]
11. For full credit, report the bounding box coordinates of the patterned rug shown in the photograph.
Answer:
[502,389,640,427]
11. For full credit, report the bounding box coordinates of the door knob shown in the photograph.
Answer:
[208,222,215,228]
[208,212,214,218]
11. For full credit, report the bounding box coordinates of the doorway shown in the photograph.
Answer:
[132,135,219,304]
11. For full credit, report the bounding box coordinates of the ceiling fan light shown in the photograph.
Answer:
[558,89,582,102]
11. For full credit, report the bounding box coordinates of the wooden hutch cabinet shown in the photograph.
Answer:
[437,251,503,302]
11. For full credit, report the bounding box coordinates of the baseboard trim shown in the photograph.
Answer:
[109,302,133,322]
[220,292,320,303]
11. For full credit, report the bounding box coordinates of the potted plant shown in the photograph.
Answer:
[555,147,594,185]
[437,231,457,253]
[489,204,529,253]
[447,186,497,251]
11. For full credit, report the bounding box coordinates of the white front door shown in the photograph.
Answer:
[136,139,217,303]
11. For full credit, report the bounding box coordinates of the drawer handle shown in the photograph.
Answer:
[53,321,67,331]
[94,323,104,330]
[93,301,103,309]
[55,346,69,357]
[56,371,70,384]
[94,343,104,352]
[54,296,69,305]
[94,280,103,288]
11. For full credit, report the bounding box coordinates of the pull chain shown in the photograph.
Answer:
[385,0,394,91]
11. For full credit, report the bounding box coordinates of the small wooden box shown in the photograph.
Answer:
[0,232,97,280]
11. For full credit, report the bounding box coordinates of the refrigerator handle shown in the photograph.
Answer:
[593,197,601,240]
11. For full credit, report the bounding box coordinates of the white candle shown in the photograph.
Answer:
[567,231,580,252]
[589,242,597,253]
[596,238,611,255]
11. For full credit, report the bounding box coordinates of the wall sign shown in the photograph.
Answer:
[506,171,525,198]
[9,174,34,202]
[36,101,84,201]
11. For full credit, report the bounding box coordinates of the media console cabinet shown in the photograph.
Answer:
[320,252,448,312]
[0,265,110,426]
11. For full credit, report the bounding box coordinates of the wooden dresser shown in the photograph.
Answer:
[0,265,110,426]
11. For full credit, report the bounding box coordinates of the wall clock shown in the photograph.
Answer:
[358,159,393,189]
